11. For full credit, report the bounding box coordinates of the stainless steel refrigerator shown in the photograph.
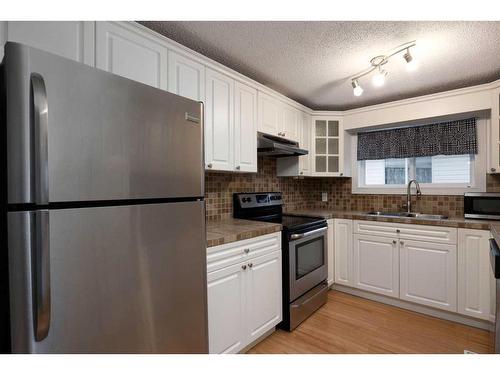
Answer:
[1,42,208,353]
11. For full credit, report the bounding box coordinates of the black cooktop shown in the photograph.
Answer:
[258,214,326,231]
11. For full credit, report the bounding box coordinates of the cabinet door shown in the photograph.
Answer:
[312,117,343,176]
[282,105,299,141]
[167,50,205,101]
[95,22,168,89]
[327,219,335,286]
[400,240,457,312]
[458,229,495,321]
[299,113,312,176]
[489,88,500,174]
[353,234,399,297]
[1,21,94,65]
[207,263,246,354]
[334,219,353,286]
[246,251,282,343]
[257,92,281,136]
[205,68,234,171]
[234,82,258,173]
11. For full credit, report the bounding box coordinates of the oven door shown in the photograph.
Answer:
[288,227,328,302]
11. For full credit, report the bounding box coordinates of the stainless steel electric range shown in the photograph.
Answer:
[233,192,329,331]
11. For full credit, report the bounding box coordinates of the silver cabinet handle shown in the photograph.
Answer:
[241,265,247,270]
[400,241,404,245]
[248,263,253,269]
[32,210,51,341]
[243,248,250,254]
[392,240,397,244]
[290,227,326,240]
[207,163,212,168]
[300,172,304,175]
[31,73,49,205]
[492,168,497,172]
[396,229,400,233]
[236,165,240,170]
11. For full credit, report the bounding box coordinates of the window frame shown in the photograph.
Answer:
[351,118,487,195]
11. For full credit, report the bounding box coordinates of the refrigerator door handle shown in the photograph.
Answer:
[32,210,51,341]
[31,73,49,205]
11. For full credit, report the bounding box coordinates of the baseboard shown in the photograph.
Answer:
[331,284,495,332]
[240,327,276,354]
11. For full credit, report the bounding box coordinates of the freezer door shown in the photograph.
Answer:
[5,42,204,204]
[8,201,208,353]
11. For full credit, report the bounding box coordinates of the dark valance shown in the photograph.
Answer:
[357,118,478,161]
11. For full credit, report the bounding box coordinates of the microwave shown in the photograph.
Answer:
[464,193,500,220]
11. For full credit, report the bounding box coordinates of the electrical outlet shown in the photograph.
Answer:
[321,192,328,202]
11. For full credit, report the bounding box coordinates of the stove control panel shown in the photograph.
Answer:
[234,192,283,209]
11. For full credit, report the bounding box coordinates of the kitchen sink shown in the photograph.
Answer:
[365,211,448,220]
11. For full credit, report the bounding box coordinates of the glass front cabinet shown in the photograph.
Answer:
[311,116,346,176]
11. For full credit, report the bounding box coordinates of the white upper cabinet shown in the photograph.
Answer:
[399,239,457,312]
[489,88,500,174]
[95,22,168,89]
[458,229,496,321]
[353,234,399,298]
[205,68,235,171]
[258,92,282,136]
[0,21,94,65]
[281,105,300,141]
[311,116,345,176]
[167,50,205,101]
[234,82,258,173]
[300,112,312,175]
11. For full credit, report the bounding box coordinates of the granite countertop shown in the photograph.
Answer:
[285,209,493,231]
[206,218,282,247]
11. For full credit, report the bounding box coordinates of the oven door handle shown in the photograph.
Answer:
[290,227,326,240]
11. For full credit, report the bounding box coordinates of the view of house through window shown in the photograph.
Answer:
[362,155,472,186]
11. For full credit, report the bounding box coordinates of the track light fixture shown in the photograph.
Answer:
[350,40,417,97]
[351,79,363,96]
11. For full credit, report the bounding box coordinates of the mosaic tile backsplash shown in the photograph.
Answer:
[205,157,477,221]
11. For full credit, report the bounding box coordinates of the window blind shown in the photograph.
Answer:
[357,118,478,161]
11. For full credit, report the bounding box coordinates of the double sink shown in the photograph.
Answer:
[365,211,448,220]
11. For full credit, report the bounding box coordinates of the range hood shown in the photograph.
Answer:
[257,132,308,158]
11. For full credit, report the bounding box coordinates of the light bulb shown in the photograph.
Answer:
[404,49,418,72]
[372,68,387,87]
[351,79,363,96]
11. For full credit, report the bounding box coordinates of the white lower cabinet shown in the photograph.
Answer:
[207,263,246,354]
[339,220,494,320]
[327,219,334,286]
[334,219,353,286]
[246,251,282,342]
[353,234,399,298]
[207,233,282,354]
[399,239,457,312]
[458,229,496,321]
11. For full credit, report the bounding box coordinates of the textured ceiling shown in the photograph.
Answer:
[140,21,500,111]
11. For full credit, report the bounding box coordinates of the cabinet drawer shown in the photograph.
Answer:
[207,232,281,273]
[354,220,457,245]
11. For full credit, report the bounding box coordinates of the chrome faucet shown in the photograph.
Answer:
[406,179,422,213]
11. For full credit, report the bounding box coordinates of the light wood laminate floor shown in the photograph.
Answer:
[248,291,495,354]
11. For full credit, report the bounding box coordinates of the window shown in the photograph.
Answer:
[360,155,473,187]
